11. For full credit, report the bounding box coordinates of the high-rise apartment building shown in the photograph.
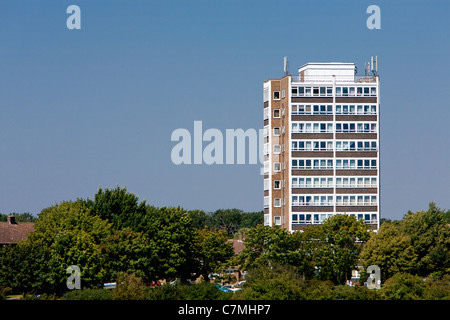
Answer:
[263,62,380,232]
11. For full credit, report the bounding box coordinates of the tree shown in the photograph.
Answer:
[240,211,263,229]
[194,228,234,281]
[100,229,156,284]
[381,273,425,300]
[237,225,309,274]
[360,222,417,280]
[91,186,147,230]
[0,240,51,294]
[362,202,450,279]
[209,209,243,237]
[400,202,450,276]
[143,206,198,282]
[0,212,36,222]
[50,229,105,289]
[236,263,309,300]
[25,200,112,291]
[301,214,371,285]
[187,209,210,230]
[31,200,112,247]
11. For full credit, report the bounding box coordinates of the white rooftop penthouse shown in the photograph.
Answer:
[295,62,374,83]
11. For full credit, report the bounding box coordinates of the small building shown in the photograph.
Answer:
[0,215,35,247]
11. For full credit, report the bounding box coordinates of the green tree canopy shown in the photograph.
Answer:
[194,228,234,281]
[361,202,450,278]
[301,214,371,284]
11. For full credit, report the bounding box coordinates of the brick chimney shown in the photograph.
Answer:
[7,215,16,224]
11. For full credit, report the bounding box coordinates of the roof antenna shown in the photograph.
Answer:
[283,56,289,76]
[371,56,378,75]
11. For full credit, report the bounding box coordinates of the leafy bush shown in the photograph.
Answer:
[381,273,425,300]
[113,272,148,300]
[423,274,450,300]
[63,288,113,300]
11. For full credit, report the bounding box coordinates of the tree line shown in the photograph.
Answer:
[1,187,449,300]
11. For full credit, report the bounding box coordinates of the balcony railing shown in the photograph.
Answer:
[290,75,377,83]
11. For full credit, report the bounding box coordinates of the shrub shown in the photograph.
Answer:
[63,288,113,300]
[423,274,450,300]
[381,273,425,300]
[113,272,148,300]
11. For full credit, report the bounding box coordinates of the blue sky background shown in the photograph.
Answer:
[0,0,449,220]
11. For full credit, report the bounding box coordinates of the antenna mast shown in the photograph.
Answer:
[283,56,289,76]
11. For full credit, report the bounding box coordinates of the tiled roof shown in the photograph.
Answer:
[227,239,245,255]
[0,221,35,245]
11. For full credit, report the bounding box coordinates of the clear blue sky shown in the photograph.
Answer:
[0,0,449,220]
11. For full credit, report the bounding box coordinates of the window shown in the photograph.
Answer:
[264,178,270,190]
[336,122,376,133]
[337,140,377,151]
[273,145,281,154]
[273,109,280,118]
[263,88,270,102]
[274,180,281,189]
[312,105,332,115]
[273,127,281,136]
[292,122,333,133]
[292,140,333,151]
[292,158,333,170]
[274,216,281,226]
[273,91,280,100]
[264,196,269,208]
[293,177,333,188]
[273,162,281,172]
[335,177,377,188]
[298,87,304,95]
[336,158,376,169]
[292,195,333,206]
[291,87,298,96]
[336,195,377,206]
[274,198,281,208]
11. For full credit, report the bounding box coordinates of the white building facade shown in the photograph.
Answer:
[263,62,380,232]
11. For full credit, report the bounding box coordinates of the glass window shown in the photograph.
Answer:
[274,199,281,207]
[273,127,280,136]
[273,145,281,154]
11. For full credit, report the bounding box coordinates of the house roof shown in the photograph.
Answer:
[0,221,35,245]
[227,239,245,255]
